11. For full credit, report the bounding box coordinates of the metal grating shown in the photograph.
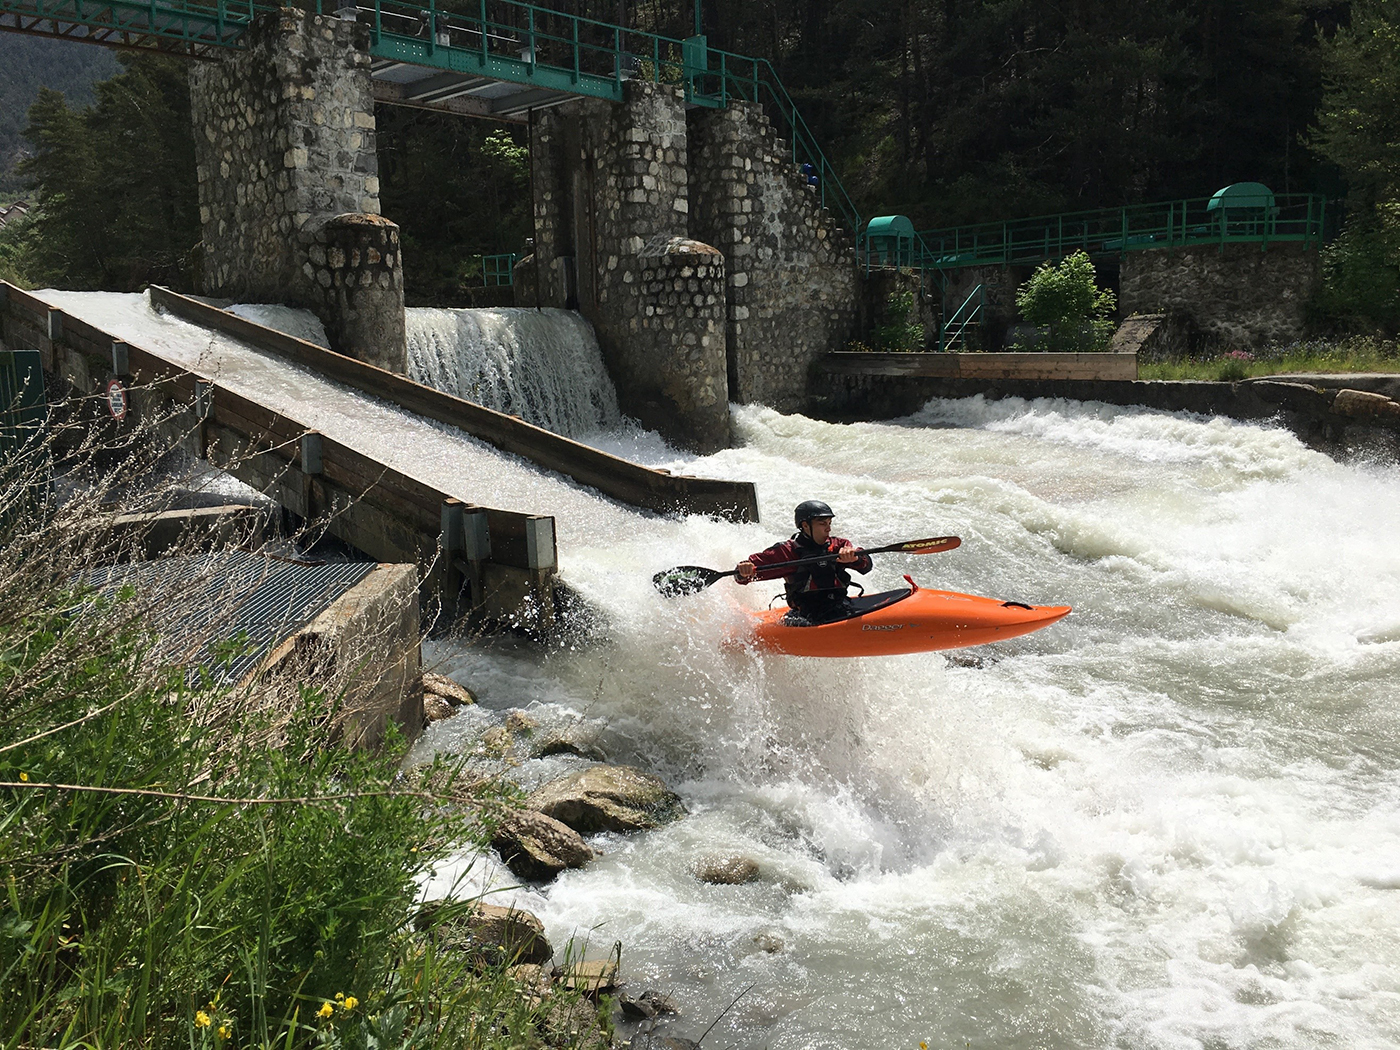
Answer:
[84,550,376,686]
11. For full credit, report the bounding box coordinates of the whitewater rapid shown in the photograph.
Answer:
[416,397,1400,1050]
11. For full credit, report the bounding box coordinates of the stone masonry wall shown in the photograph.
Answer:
[688,102,857,412]
[531,83,729,451]
[190,9,405,370]
[1120,242,1321,348]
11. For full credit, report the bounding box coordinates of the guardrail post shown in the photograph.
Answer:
[193,378,213,459]
[299,431,323,520]
[461,503,491,612]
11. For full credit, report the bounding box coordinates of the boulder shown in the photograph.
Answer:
[492,808,595,882]
[431,902,552,967]
[1332,387,1400,423]
[424,694,456,723]
[555,957,619,997]
[505,711,539,734]
[530,728,607,761]
[423,671,476,706]
[480,726,515,757]
[693,854,760,885]
[619,989,679,1020]
[529,765,685,834]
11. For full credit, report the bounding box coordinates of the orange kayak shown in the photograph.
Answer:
[747,578,1071,657]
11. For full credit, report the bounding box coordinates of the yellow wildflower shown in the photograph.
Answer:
[19,773,28,782]
[335,992,344,1001]
[318,1002,334,1019]
[343,996,358,1010]
[217,1023,232,1039]
[195,1010,212,1028]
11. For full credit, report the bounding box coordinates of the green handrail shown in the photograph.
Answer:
[910,193,1329,272]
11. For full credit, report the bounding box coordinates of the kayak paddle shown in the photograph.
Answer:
[653,535,961,598]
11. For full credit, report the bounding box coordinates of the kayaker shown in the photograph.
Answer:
[735,500,872,625]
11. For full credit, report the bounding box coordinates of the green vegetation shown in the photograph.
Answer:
[873,289,925,351]
[1139,337,1400,381]
[0,426,591,1049]
[0,36,118,196]
[7,55,198,292]
[377,111,532,306]
[1015,251,1116,352]
[1309,0,1400,333]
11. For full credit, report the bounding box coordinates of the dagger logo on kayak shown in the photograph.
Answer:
[861,624,908,631]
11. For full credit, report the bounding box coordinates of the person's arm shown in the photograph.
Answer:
[735,540,797,584]
[832,538,873,574]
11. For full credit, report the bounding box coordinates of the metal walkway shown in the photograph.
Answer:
[863,192,1329,276]
[0,0,860,237]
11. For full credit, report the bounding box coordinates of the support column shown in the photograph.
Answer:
[531,82,730,452]
[190,8,406,372]
[688,102,857,412]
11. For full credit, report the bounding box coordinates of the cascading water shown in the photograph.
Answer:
[405,307,620,437]
[413,396,1400,1050]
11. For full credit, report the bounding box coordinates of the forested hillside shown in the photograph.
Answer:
[0,36,118,196]
[1,0,1396,330]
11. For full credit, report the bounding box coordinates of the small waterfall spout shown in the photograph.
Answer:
[406,307,620,437]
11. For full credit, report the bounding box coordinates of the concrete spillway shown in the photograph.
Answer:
[41,290,650,553]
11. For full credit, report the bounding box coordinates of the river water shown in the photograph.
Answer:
[38,290,1399,1047]
[417,396,1400,1050]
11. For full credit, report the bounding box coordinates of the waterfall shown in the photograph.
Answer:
[406,307,621,437]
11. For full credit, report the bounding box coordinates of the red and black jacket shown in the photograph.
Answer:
[739,532,873,608]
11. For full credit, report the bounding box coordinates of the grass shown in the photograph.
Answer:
[0,395,600,1049]
[1139,335,1400,382]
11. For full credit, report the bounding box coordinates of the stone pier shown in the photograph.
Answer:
[530,85,860,449]
[687,102,856,412]
[189,9,406,371]
[530,82,731,452]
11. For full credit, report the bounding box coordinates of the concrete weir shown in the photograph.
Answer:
[0,281,758,628]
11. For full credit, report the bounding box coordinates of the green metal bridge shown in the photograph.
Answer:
[864,186,1330,276]
[0,0,860,237]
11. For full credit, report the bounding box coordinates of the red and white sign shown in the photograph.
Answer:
[106,378,127,421]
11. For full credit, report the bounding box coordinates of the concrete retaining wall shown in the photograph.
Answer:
[1120,242,1320,349]
[812,366,1400,458]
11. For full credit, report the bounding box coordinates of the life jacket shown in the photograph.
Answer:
[783,532,855,609]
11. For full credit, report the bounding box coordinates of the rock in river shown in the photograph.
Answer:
[492,808,595,882]
[528,764,685,834]
[426,902,552,967]
[693,854,760,885]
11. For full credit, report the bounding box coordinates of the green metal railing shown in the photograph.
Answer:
[477,252,518,286]
[911,194,1329,272]
[939,284,984,352]
[0,0,863,238]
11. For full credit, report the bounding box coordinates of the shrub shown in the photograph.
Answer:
[0,400,585,1049]
[1015,250,1117,351]
[874,289,925,351]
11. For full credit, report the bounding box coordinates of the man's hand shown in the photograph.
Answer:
[836,546,862,564]
[736,560,756,581]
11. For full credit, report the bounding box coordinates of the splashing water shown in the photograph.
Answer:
[406,307,620,436]
[416,396,1400,1050]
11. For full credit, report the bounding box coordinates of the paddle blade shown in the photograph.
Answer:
[891,535,961,555]
[653,565,728,597]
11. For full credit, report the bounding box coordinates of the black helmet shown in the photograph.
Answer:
[794,500,835,528]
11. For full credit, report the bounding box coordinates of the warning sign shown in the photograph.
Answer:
[106,378,127,421]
